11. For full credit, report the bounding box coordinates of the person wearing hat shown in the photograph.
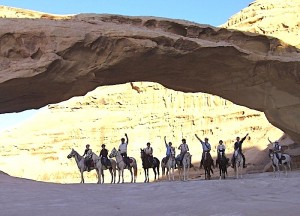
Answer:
[268,138,282,164]
[83,144,93,171]
[195,134,212,169]
[100,144,111,167]
[144,142,154,165]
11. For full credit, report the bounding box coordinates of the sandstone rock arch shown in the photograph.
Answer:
[0,14,300,141]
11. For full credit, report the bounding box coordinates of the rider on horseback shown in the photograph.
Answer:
[163,136,172,163]
[176,138,189,166]
[144,142,154,166]
[268,138,282,164]
[231,133,248,168]
[100,144,111,167]
[119,133,130,167]
[83,144,93,171]
[216,140,227,167]
[195,134,212,169]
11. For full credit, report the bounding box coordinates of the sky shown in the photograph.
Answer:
[0,0,254,132]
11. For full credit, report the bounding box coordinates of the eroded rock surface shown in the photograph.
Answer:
[0,82,282,182]
[0,6,299,142]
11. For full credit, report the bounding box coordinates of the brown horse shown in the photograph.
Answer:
[203,151,214,180]
[140,149,160,182]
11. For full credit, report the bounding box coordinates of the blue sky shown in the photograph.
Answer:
[1,0,253,26]
[0,0,253,131]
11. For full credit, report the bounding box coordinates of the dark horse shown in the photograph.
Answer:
[203,151,214,180]
[140,149,160,183]
[217,151,228,180]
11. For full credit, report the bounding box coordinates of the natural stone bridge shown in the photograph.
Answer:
[0,14,300,141]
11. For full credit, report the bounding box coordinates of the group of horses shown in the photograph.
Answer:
[67,147,292,184]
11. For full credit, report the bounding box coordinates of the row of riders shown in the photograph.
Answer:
[68,132,290,183]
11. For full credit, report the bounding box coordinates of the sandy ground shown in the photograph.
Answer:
[1,170,300,216]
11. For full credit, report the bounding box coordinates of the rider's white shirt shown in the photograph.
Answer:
[119,142,128,153]
[144,147,153,155]
[217,144,226,151]
[179,143,189,154]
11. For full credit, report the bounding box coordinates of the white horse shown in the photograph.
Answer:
[67,149,102,184]
[92,154,117,184]
[167,147,176,181]
[234,150,243,179]
[176,152,191,181]
[109,147,137,183]
[268,149,292,177]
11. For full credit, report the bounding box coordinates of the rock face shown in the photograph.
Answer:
[0,4,300,143]
[0,1,300,182]
[0,82,282,182]
[222,0,300,48]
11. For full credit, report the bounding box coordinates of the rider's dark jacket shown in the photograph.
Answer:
[234,136,247,152]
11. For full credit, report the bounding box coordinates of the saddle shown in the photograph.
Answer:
[101,157,111,167]
[123,156,133,167]
[85,159,95,171]
[162,157,166,164]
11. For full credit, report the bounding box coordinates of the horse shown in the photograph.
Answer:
[166,147,176,181]
[217,151,228,180]
[161,159,167,176]
[109,147,138,183]
[234,149,243,179]
[140,149,160,183]
[268,149,292,177]
[176,152,191,181]
[95,155,117,184]
[67,149,102,184]
[203,151,214,180]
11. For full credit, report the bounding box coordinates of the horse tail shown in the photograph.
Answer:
[133,161,138,180]
[157,158,160,177]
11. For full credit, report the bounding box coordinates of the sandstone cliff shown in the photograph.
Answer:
[0,5,299,144]
[222,0,300,48]
[0,1,300,182]
[0,82,282,182]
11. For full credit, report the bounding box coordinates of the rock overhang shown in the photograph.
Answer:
[0,14,300,141]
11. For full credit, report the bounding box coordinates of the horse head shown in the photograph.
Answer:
[109,147,117,158]
[268,149,274,158]
[140,149,146,159]
[170,147,176,157]
[67,148,76,159]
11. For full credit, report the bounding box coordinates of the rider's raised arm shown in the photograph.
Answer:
[195,134,200,141]
[268,137,273,145]
[125,133,128,144]
[195,134,203,143]
[241,133,248,143]
[164,136,168,146]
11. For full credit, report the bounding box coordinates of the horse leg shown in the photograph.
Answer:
[109,168,114,184]
[101,169,105,184]
[153,167,157,181]
[144,168,147,183]
[129,168,133,183]
[112,168,116,184]
[172,168,175,181]
[81,171,84,183]
[117,169,121,184]
[96,169,100,184]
